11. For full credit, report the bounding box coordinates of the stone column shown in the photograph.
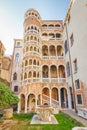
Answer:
[58,89,61,107]
[25,96,27,113]
[67,89,72,109]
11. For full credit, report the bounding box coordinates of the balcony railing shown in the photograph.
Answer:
[20,77,66,85]
[23,51,42,58]
[22,65,40,72]
[24,30,39,36]
[42,56,64,60]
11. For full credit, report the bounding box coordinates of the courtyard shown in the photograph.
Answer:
[0,112,84,130]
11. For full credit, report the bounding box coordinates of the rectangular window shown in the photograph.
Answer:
[66,62,71,77]
[77,94,82,104]
[75,79,80,89]
[73,59,78,73]
[70,33,74,46]
[64,40,68,54]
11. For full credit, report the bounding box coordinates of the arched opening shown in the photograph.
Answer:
[30,46,33,51]
[56,33,61,38]
[60,88,68,108]
[42,45,48,56]
[42,65,49,78]
[49,24,54,27]
[20,94,25,112]
[26,46,28,52]
[13,72,17,80]
[55,24,60,27]
[57,45,63,56]
[30,36,33,40]
[33,71,36,78]
[27,94,35,112]
[34,47,36,51]
[42,88,49,96]
[50,65,57,78]
[24,72,27,79]
[33,60,36,65]
[25,60,28,66]
[15,53,20,62]
[49,45,56,56]
[37,61,39,66]
[29,59,32,65]
[37,72,39,78]
[42,24,47,28]
[28,72,32,78]
[49,33,55,38]
[58,65,66,78]
[52,88,58,101]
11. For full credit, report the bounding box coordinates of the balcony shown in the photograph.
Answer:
[23,51,42,58]
[24,30,39,36]
[42,56,64,60]
[42,78,66,83]
[22,65,40,72]
[20,77,66,85]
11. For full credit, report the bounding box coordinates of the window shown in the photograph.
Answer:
[75,79,80,89]
[64,40,68,54]
[66,62,71,77]
[17,42,20,46]
[70,33,74,46]
[73,59,78,73]
[15,53,20,62]
[77,94,82,104]
[14,86,18,92]
[13,72,17,80]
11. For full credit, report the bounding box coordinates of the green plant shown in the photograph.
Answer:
[0,82,19,108]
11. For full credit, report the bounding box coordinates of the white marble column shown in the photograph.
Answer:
[67,90,72,109]
[58,89,61,107]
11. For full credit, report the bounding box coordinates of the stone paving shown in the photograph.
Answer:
[62,109,87,127]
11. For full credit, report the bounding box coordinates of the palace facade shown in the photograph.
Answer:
[10,0,87,113]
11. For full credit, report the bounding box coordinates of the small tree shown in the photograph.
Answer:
[0,82,19,109]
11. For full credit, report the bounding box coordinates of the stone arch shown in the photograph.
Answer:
[42,45,48,56]
[60,88,68,108]
[52,87,58,101]
[58,65,66,78]
[50,65,57,78]
[49,45,56,56]
[27,93,35,112]
[42,65,49,78]
[20,94,25,112]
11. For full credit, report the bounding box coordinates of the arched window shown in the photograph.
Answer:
[14,86,18,92]
[13,72,17,80]
[15,53,20,62]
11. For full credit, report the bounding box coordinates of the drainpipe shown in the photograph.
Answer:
[65,23,77,113]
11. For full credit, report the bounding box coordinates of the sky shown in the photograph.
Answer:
[0,0,70,55]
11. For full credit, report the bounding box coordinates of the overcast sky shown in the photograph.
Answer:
[0,0,70,55]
